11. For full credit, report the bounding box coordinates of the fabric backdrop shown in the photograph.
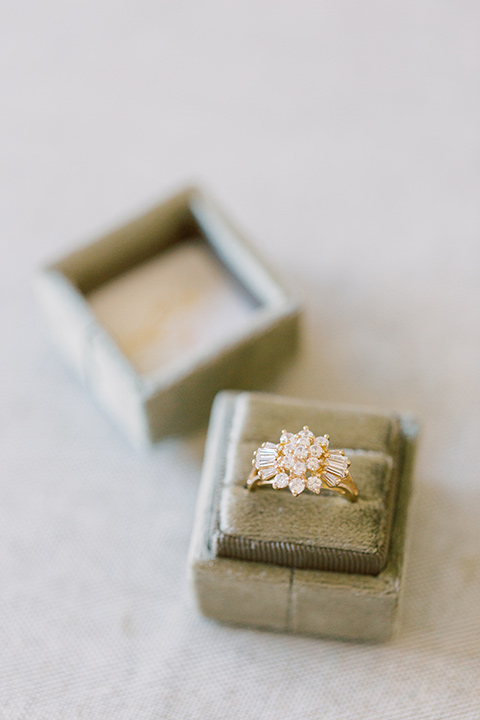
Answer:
[1,2,479,718]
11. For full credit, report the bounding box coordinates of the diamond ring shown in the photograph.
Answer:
[246,426,358,502]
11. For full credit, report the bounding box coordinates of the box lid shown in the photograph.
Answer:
[35,188,301,447]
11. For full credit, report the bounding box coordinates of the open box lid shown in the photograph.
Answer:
[35,187,301,448]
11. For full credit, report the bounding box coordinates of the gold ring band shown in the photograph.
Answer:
[246,426,358,502]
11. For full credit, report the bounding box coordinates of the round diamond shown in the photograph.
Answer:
[283,455,295,470]
[309,444,324,458]
[317,435,329,448]
[289,477,305,496]
[294,445,308,460]
[284,440,297,454]
[307,476,322,494]
[280,431,294,443]
[298,427,315,443]
[293,460,306,475]
[273,472,289,489]
[306,457,320,472]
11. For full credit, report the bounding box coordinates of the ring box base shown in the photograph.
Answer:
[188,391,418,642]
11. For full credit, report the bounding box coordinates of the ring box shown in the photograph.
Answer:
[189,391,418,642]
[35,188,300,448]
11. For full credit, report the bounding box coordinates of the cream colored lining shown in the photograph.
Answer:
[87,239,257,378]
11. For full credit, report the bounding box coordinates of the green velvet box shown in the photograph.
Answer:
[35,188,300,448]
[189,391,418,642]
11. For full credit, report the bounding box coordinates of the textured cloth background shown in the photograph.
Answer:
[1,2,479,718]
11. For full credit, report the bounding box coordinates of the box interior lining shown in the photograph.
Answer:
[86,238,260,379]
[55,193,272,306]
[53,191,283,380]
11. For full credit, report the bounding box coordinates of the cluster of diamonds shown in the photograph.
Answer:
[253,426,350,496]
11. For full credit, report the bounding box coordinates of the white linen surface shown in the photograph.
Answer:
[1,2,479,718]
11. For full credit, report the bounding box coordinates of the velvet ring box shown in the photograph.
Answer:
[35,188,300,448]
[189,391,418,642]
